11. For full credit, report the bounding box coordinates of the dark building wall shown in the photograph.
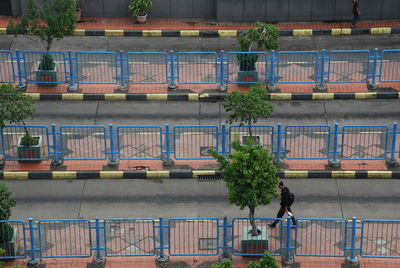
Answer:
[10,0,400,22]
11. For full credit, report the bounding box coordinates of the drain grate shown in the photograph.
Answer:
[197,174,222,181]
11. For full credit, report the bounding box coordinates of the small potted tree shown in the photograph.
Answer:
[35,53,57,86]
[0,182,17,258]
[237,22,279,87]
[75,0,84,22]
[128,0,152,24]
[0,84,36,164]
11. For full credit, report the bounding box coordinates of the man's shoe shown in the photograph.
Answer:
[268,223,276,228]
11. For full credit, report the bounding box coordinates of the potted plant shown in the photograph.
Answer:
[35,53,57,86]
[75,0,86,22]
[128,0,152,24]
[17,133,42,161]
[0,84,36,165]
[237,22,279,87]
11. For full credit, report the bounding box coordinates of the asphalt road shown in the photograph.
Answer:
[28,99,400,127]
[1,34,400,52]
[4,178,400,220]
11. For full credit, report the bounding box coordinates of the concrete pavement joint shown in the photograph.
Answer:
[2,170,400,180]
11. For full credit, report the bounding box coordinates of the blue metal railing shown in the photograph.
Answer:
[2,49,398,89]
[1,123,399,163]
[2,216,397,262]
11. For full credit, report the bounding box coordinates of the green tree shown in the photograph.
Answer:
[8,0,76,50]
[247,251,279,268]
[238,22,279,52]
[224,85,273,137]
[0,84,35,130]
[211,140,280,236]
[0,84,36,156]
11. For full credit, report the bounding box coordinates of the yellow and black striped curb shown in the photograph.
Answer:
[0,170,399,180]
[1,27,399,37]
[24,92,400,101]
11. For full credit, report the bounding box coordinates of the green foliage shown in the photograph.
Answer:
[0,223,14,243]
[128,0,152,16]
[0,183,16,222]
[38,53,55,70]
[20,134,39,147]
[9,0,76,50]
[236,53,259,71]
[224,85,272,127]
[211,140,280,213]
[247,251,279,268]
[237,22,279,52]
[0,84,35,130]
[211,260,233,268]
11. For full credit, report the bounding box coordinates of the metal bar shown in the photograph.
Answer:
[15,49,25,87]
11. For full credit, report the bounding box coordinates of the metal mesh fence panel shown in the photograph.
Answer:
[380,50,400,82]
[284,125,330,159]
[104,219,155,256]
[38,220,91,258]
[341,125,388,160]
[174,126,218,159]
[277,51,318,83]
[0,51,15,83]
[76,52,118,84]
[328,50,370,83]
[60,126,107,160]
[127,52,168,84]
[177,52,218,84]
[168,218,219,256]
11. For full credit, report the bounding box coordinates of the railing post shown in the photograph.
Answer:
[221,124,226,156]
[267,50,277,91]
[346,217,359,266]
[27,218,40,266]
[168,50,177,89]
[108,124,118,166]
[329,123,340,167]
[368,48,379,90]
[222,216,229,259]
[387,122,398,167]
[282,216,293,265]
[275,123,283,164]
[163,124,174,167]
[118,50,128,92]
[317,49,327,91]
[51,124,62,166]
[219,50,226,91]
[15,49,26,90]
[67,50,78,92]
[156,217,168,262]
[93,219,105,265]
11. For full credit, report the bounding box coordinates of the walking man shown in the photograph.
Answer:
[352,0,360,27]
[268,181,296,227]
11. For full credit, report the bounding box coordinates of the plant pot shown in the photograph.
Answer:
[35,62,58,86]
[17,136,42,162]
[240,225,268,255]
[136,14,147,24]
[238,71,259,87]
[76,8,82,22]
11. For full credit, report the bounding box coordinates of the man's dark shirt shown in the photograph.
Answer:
[280,187,290,207]
[353,1,360,16]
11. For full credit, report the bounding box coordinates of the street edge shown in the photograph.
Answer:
[24,92,400,101]
[0,170,399,179]
[1,27,399,37]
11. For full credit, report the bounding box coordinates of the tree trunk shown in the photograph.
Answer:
[249,206,259,236]
[46,38,53,51]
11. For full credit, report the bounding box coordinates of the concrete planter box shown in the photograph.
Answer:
[17,135,42,162]
[241,225,268,255]
[238,71,259,87]
[35,62,58,86]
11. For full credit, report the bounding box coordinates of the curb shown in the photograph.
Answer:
[2,27,399,37]
[25,92,400,101]
[1,170,399,180]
